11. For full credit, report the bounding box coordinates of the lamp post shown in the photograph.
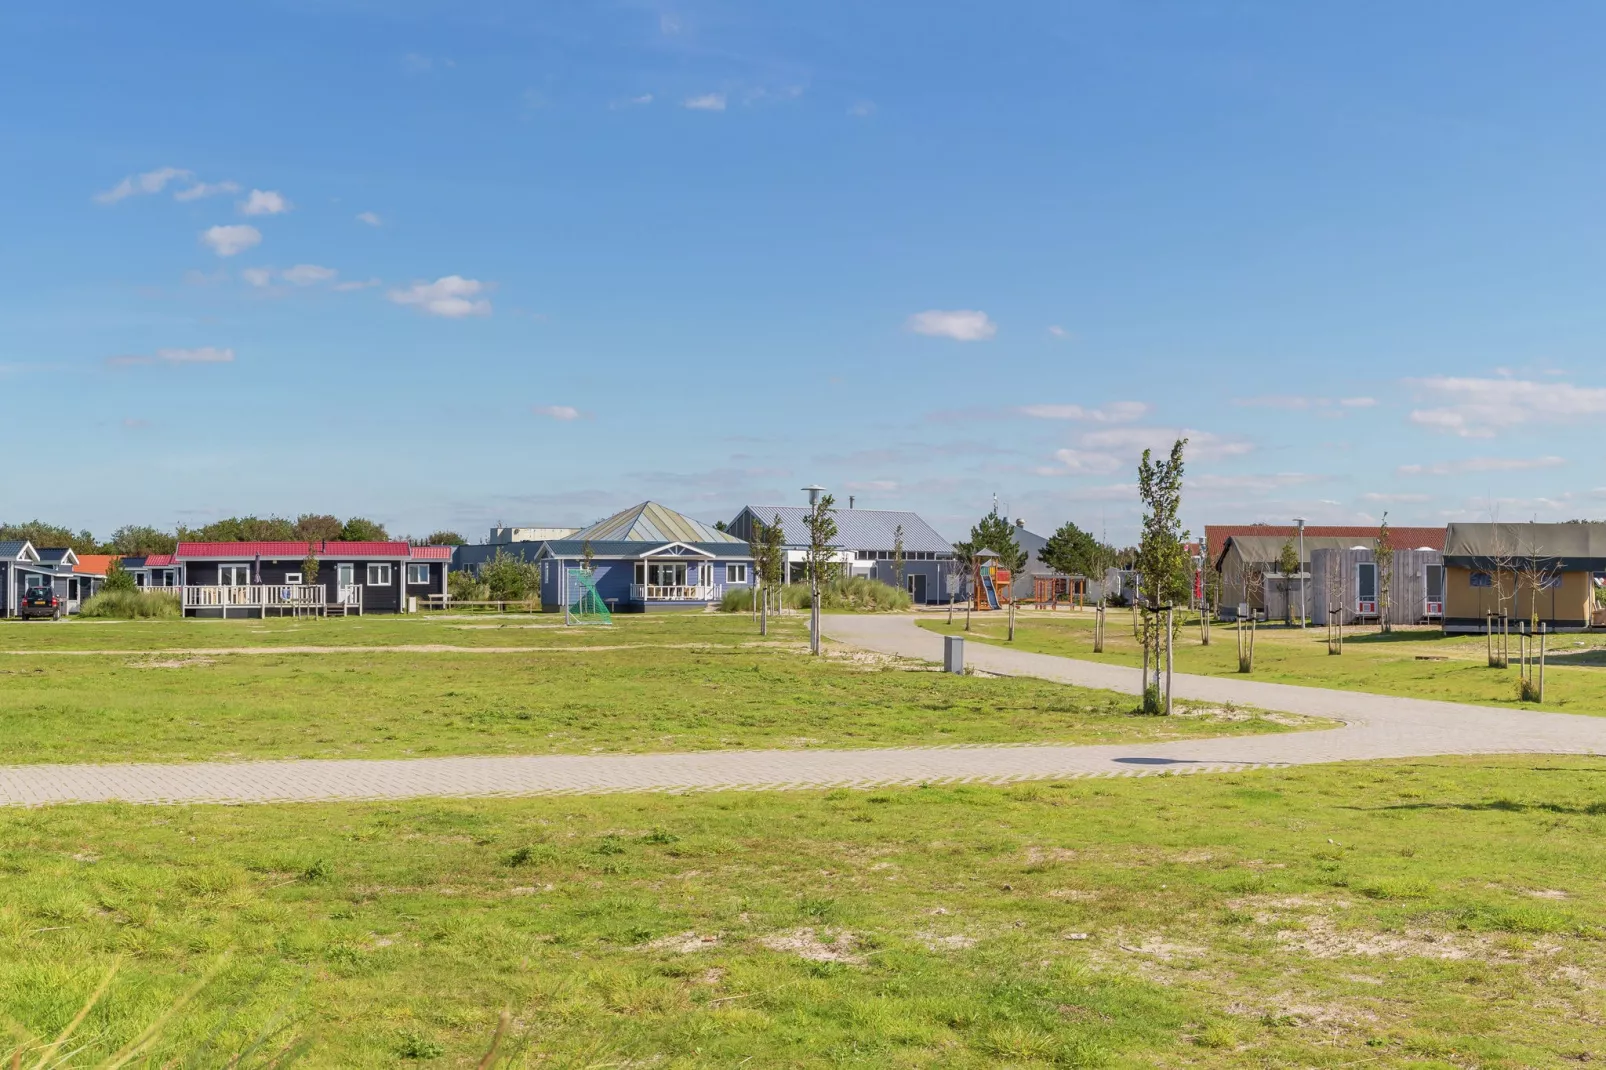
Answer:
[1293,516,1307,628]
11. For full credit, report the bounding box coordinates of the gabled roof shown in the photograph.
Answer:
[733,506,952,553]
[1217,534,1437,569]
[74,554,116,576]
[1205,524,1444,563]
[36,548,79,566]
[539,538,751,560]
[175,540,415,559]
[0,541,38,562]
[409,545,453,560]
[574,502,742,544]
[1444,522,1606,569]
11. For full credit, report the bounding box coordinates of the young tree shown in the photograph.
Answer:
[581,539,595,572]
[947,540,975,626]
[1376,512,1395,634]
[1278,537,1299,625]
[892,525,907,589]
[481,551,539,603]
[1135,439,1191,711]
[968,509,1029,576]
[103,560,137,593]
[301,552,320,588]
[804,494,838,654]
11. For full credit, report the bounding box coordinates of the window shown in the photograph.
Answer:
[1470,571,1493,589]
[633,562,645,584]
[1356,562,1377,602]
[726,563,748,583]
[407,563,430,584]
[220,564,250,586]
[1539,573,1563,590]
[366,563,392,586]
[134,573,146,587]
[337,564,354,587]
[284,572,302,585]
[647,562,687,587]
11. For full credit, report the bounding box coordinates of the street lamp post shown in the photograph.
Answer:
[1293,516,1307,628]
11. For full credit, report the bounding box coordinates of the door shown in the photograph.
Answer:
[907,573,927,603]
[1425,564,1444,617]
[1356,562,1377,615]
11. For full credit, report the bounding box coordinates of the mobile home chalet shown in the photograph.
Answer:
[1441,522,1606,634]
[170,541,450,616]
[726,504,952,604]
[0,541,70,617]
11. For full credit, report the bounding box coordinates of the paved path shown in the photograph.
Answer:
[0,615,1600,806]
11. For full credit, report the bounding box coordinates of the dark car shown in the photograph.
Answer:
[18,585,61,620]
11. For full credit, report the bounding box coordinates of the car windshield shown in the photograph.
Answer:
[24,587,52,597]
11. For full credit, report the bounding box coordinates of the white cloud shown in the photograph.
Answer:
[906,309,996,342]
[1077,426,1254,462]
[1341,396,1377,408]
[848,100,875,118]
[356,211,383,226]
[1407,376,1606,437]
[281,263,337,286]
[1398,455,1566,477]
[174,180,240,202]
[403,53,440,74]
[613,93,654,108]
[94,166,191,204]
[200,224,262,257]
[241,267,274,288]
[1065,483,1137,502]
[1191,472,1322,492]
[158,346,234,364]
[1361,492,1430,503]
[239,189,291,216]
[1047,325,1068,338]
[846,480,898,491]
[333,278,381,291]
[684,93,726,111]
[1045,449,1123,475]
[534,404,581,420]
[660,13,681,34]
[388,275,492,317]
[1019,401,1148,423]
[1234,394,1379,411]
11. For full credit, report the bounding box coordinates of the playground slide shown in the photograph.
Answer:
[981,572,1000,610]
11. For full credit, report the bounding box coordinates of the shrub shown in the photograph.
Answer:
[447,570,488,602]
[103,561,137,592]
[480,551,540,602]
[79,589,181,619]
[721,577,911,613]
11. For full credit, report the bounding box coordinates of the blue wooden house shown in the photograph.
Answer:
[534,502,755,613]
[0,541,66,617]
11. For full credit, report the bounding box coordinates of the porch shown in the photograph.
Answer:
[180,584,364,618]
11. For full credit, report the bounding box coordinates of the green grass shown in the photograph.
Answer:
[4,757,1604,1066]
[0,615,1304,764]
[921,609,1606,713]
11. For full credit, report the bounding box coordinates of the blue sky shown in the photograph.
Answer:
[5,2,1606,543]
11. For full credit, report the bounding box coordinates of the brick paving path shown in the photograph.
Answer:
[0,615,1600,806]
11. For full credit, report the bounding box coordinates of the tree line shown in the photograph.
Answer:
[0,516,465,557]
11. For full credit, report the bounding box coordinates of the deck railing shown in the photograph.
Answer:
[183,584,329,608]
[629,583,715,602]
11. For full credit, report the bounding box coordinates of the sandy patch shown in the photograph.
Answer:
[1024,846,1078,865]
[1116,935,1207,961]
[1277,917,1480,960]
[1528,889,1570,900]
[1228,998,1377,1027]
[916,931,976,951]
[643,931,721,953]
[127,657,216,669]
[759,927,863,963]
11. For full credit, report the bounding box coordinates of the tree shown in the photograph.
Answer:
[1135,439,1191,712]
[178,516,296,542]
[301,552,320,587]
[293,514,343,542]
[105,525,177,556]
[481,551,539,602]
[103,560,137,592]
[804,494,838,655]
[713,520,729,532]
[948,540,976,626]
[0,520,98,555]
[340,517,389,542]
[1376,512,1394,634]
[968,509,1028,576]
[892,525,906,589]
[421,531,464,546]
[1278,537,1299,625]
[581,539,595,572]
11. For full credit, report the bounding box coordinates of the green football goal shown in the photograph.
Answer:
[567,568,612,625]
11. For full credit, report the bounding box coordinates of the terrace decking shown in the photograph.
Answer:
[180,584,364,618]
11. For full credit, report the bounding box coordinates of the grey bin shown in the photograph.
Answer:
[943,635,965,674]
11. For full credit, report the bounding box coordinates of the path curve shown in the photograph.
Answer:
[0,615,1600,806]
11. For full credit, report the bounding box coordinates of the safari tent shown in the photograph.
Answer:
[1441,522,1606,634]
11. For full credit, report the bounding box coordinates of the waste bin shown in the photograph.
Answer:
[943,635,965,674]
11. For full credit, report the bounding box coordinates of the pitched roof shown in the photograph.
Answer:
[541,539,751,559]
[74,554,116,576]
[1205,524,1444,562]
[735,506,952,553]
[144,553,175,567]
[1218,534,1411,568]
[35,548,78,565]
[175,540,414,559]
[1444,522,1606,568]
[409,545,453,560]
[574,502,742,544]
[0,541,38,562]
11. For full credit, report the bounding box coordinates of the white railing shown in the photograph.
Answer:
[630,583,716,601]
[182,585,327,608]
[335,584,363,609]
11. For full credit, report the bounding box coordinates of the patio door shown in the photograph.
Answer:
[907,573,926,603]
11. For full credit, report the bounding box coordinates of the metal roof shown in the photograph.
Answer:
[574,502,742,544]
[733,505,952,553]
[175,540,415,559]
[0,541,38,561]
[541,539,751,559]
[1205,524,1444,562]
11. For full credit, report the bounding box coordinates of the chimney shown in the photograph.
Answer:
[849,495,855,509]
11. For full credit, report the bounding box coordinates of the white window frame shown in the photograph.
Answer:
[284,572,303,585]
[407,563,430,585]
[726,563,748,583]
[220,564,251,586]
[367,563,392,586]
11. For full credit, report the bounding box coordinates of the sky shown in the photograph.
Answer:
[5,2,1606,545]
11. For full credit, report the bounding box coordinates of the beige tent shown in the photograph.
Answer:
[1442,522,1606,633]
[1214,534,1372,620]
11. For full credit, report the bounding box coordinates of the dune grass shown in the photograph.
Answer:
[921,609,1606,713]
[0,616,1305,764]
[2,757,1603,1066]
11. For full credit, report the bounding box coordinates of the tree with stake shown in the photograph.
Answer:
[804,493,838,655]
[948,540,976,626]
[747,517,773,634]
[1135,439,1190,713]
[1376,513,1394,635]
[1277,537,1299,626]
[892,524,906,592]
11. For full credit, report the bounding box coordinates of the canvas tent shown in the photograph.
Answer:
[1214,534,1370,620]
[1441,522,1606,634]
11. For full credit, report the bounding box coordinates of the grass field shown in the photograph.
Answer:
[920,608,1606,713]
[4,757,1603,1067]
[0,614,1306,764]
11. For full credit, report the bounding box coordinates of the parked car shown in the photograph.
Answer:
[18,585,61,620]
